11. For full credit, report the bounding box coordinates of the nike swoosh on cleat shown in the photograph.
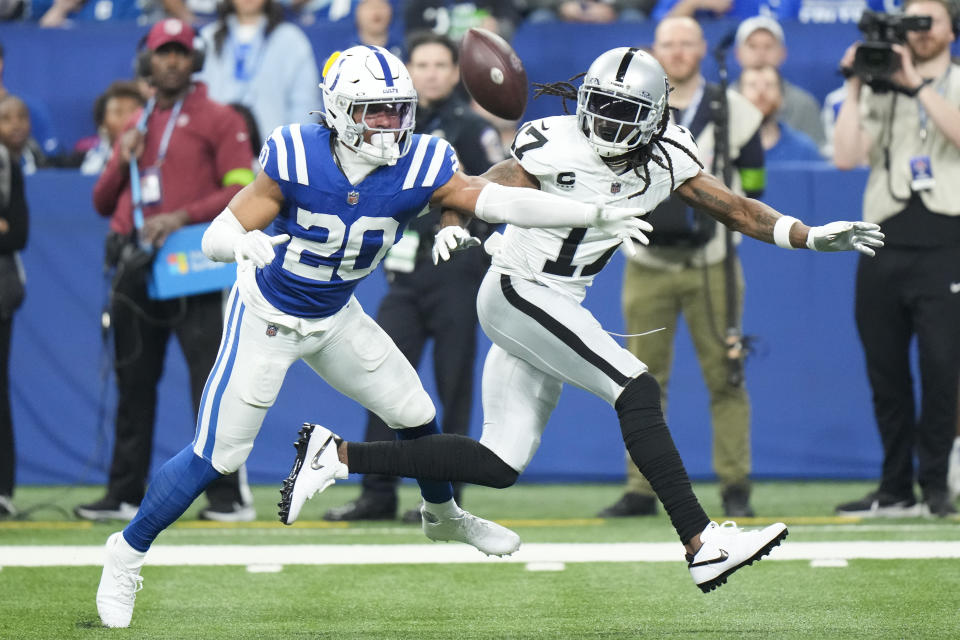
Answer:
[689,549,729,568]
[310,436,334,470]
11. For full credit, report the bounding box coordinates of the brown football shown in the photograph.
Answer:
[459,28,528,120]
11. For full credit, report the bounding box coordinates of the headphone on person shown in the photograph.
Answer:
[132,32,206,82]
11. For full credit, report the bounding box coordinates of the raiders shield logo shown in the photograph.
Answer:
[347,191,360,205]
[610,182,622,194]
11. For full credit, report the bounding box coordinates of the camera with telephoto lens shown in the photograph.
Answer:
[850,10,932,92]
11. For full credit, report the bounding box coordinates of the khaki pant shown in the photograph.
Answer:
[621,259,751,495]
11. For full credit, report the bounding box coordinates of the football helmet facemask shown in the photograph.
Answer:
[320,45,418,165]
[577,48,668,158]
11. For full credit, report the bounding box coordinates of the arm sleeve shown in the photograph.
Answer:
[474,182,597,228]
[0,162,28,253]
[182,108,254,223]
[201,207,245,262]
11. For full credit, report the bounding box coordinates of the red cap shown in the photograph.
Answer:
[146,19,195,52]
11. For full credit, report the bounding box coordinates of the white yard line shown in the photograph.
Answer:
[2,541,960,567]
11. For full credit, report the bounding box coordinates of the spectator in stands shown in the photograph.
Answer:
[405,0,519,41]
[738,65,823,163]
[600,16,764,520]
[280,0,359,27]
[79,82,146,176]
[0,43,59,157]
[0,131,27,520]
[524,0,654,23]
[733,16,826,150]
[0,96,46,175]
[832,0,960,518]
[354,0,403,58]
[36,0,143,27]
[75,19,256,524]
[323,32,505,523]
[197,0,320,142]
[141,0,220,24]
[652,0,788,21]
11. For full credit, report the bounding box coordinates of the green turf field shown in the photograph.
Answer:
[1,482,959,639]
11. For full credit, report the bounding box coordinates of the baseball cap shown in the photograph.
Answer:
[735,16,785,47]
[146,18,195,52]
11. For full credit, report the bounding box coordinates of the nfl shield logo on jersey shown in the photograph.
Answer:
[266,324,278,337]
[347,191,360,205]
[610,182,621,194]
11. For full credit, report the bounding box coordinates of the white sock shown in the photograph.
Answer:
[422,498,462,519]
[114,532,147,569]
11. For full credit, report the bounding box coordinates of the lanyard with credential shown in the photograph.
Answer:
[129,97,183,246]
[675,80,705,131]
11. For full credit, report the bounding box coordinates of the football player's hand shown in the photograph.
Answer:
[234,231,290,268]
[594,205,653,258]
[432,226,481,264]
[807,221,884,257]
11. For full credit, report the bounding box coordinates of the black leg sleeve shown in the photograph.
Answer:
[616,373,710,544]
[347,434,518,489]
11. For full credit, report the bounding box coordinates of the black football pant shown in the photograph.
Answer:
[361,256,486,503]
[0,316,13,498]
[855,246,960,500]
[106,266,241,507]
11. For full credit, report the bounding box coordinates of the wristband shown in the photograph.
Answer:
[773,216,799,250]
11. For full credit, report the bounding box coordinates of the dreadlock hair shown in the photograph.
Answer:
[532,73,703,199]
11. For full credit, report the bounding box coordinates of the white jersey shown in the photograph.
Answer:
[491,115,701,301]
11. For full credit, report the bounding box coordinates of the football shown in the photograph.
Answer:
[459,28,528,120]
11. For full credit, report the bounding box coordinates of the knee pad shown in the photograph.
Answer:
[391,389,436,429]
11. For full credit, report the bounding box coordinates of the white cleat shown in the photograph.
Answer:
[688,520,788,593]
[96,532,144,628]
[279,423,348,525]
[421,505,521,557]
[948,437,960,502]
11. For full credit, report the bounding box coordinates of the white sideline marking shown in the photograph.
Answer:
[526,562,566,572]
[246,564,283,573]
[2,541,960,567]
[810,559,849,568]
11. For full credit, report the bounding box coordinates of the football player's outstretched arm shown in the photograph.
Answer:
[430,162,653,247]
[201,170,291,268]
[675,171,885,256]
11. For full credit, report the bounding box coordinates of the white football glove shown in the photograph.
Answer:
[234,230,290,268]
[807,221,885,257]
[432,226,481,264]
[593,205,653,258]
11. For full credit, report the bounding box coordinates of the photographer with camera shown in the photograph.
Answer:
[76,19,257,523]
[833,0,960,517]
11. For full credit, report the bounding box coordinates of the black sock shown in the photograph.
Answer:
[348,434,518,489]
[616,374,710,545]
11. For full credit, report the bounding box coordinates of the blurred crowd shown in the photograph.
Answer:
[0,0,913,175]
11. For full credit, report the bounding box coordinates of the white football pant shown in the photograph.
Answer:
[193,284,436,474]
[477,271,646,473]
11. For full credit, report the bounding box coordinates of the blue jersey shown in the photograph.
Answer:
[256,124,459,317]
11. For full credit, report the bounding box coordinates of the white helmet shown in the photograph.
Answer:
[577,48,669,158]
[320,45,418,164]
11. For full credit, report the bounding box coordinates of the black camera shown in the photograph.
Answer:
[851,10,931,91]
